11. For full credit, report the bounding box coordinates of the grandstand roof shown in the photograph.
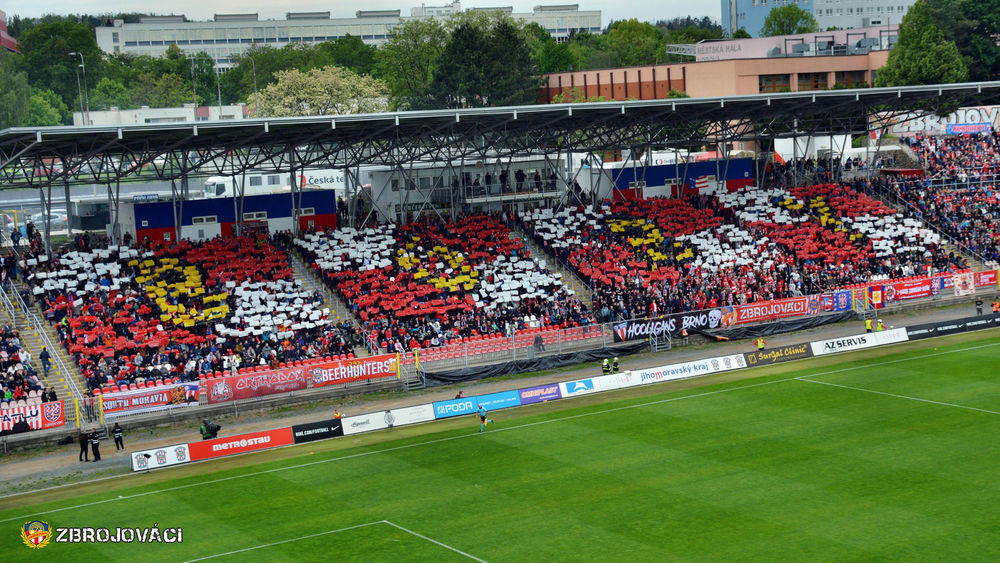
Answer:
[2,81,999,189]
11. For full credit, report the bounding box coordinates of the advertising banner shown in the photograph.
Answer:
[476,390,521,411]
[187,427,294,461]
[889,105,1000,136]
[733,296,820,325]
[385,404,436,427]
[559,378,600,398]
[945,123,992,135]
[954,273,976,296]
[906,315,1000,341]
[518,384,563,405]
[0,400,66,432]
[810,328,908,356]
[744,343,813,367]
[342,412,391,435]
[102,383,200,417]
[432,397,478,419]
[885,277,935,302]
[130,444,191,472]
[975,270,998,288]
[291,419,344,444]
[205,367,308,404]
[311,354,399,387]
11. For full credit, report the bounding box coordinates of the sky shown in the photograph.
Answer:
[2,1,720,27]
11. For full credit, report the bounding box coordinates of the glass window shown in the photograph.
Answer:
[759,74,790,93]
[268,175,281,185]
[797,72,827,91]
[250,176,262,186]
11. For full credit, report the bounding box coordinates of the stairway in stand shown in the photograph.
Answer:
[512,227,595,307]
[3,282,84,403]
[286,249,370,357]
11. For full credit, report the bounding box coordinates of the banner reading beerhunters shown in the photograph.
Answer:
[311,354,399,387]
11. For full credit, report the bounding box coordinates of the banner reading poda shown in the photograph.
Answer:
[0,400,65,432]
[130,444,191,472]
[102,382,200,418]
[187,427,294,461]
[311,354,399,387]
[205,367,308,404]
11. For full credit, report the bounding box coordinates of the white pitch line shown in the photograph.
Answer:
[383,520,488,562]
[179,521,386,562]
[796,377,1000,416]
[4,339,1000,523]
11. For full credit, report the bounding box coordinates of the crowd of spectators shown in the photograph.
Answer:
[519,182,962,323]
[296,213,591,353]
[892,131,1000,263]
[0,324,53,415]
[17,234,361,392]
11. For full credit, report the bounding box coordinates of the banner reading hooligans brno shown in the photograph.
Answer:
[612,308,736,342]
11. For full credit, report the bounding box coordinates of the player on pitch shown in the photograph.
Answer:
[477,404,494,433]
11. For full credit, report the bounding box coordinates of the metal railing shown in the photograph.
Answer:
[9,285,85,413]
[411,324,610,371]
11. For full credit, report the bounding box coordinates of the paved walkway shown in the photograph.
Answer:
[0,299,988,497]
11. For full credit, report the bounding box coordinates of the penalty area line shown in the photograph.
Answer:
[179,521,385,562]
[179,520,487,563]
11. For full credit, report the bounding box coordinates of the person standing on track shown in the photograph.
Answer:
[865,318,873,333]
[112,422,124,451]
[755,336,766,351]
[89,429,102,462]
[477,404,494,433]
[78,430,89,462]
[976,297,984,316]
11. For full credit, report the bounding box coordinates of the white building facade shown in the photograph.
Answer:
[813,0,916,30]
[95,4,602,70]
[73,104,248,126]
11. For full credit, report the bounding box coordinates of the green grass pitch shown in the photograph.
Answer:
[3,332,1000,561]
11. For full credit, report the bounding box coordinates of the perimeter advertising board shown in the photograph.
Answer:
[187,427,294,461]
[130,444,191,472]
[291,419,344,444]
[342,411,390,435]
[810,328,908,356]
[744,343,813,367]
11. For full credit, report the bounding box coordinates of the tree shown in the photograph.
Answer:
[605,19,667,66]
[732,28,752,39]
[254,66,388,117]
[25,91,64,126]
[876,0,968,86]
[921,0,1000,81]
[0,50,31,128]
[131,73,193,108]
[430,18,540,109]
[90,77,134,110]
[13,20,104,113]
[760,5,819,37]
[376,19,447,109]
[316,35,378,76]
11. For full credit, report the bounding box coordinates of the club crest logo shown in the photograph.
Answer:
[21,520,52,549]
[42,402,62,423]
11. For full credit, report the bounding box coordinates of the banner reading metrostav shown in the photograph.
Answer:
[102,382,200,418]
[0,400,66,431]
[130,443,191,472]
[205,365,308,404]
[810,328,909,357]
[311,354,399,387]
[187,427,294,461]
